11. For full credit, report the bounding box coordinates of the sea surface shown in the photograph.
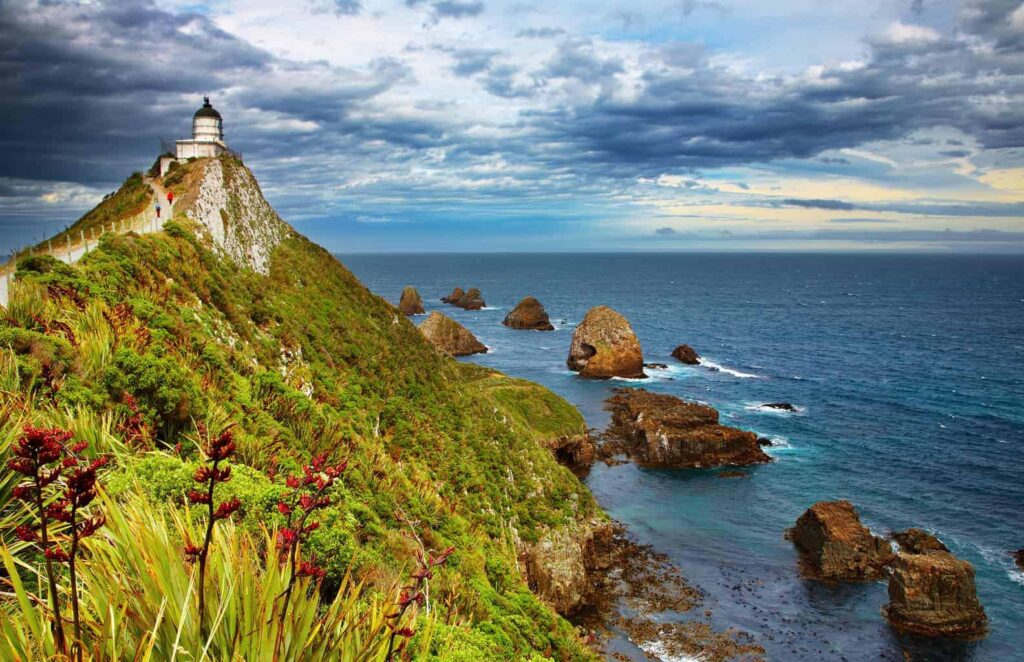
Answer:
[342,253,1024,662]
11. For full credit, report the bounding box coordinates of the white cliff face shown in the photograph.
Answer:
[184,158,289,274]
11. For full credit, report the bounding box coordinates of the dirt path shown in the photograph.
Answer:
[0,178,170,307]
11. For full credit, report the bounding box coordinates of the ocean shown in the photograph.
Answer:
[341,252,1024,661]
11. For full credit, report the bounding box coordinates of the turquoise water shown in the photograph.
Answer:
[342,253,1024,661]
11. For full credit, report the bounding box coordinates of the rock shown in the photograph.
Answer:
[785,500,894,582]
[544,433,595,474]
[763,402,797,412]
[757,437,774,447]
[567,306,645,379]
[441,287,464,304]
[418,312,487,356]
[503,296,554,330]
[520,520,612,615]
[1014,549,1024,572]
[454,287,486,310]
[893,529,949,554]
[605,388,772,467]
[643,362,668,370]
[398,286,424,315]
[671,344,700,365]
[884,549,988,639]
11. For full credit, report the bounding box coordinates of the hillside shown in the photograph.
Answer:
[0,155,606,660]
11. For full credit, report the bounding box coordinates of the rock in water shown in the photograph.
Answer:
[567,306,645,379]
[763,402,797,412]
[785,500,894,581]
[503,296,554,330]
[1014,549,1024,572]
[398,286,424,315]
[884,548,988,639]
[455,287,486,310]
[605,388,772,467]
[441,287,465,304]
[893,529,949,554]
[418,312,487,356]
[671,344,700,365]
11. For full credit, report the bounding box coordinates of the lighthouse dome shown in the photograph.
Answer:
[194,96,222,120]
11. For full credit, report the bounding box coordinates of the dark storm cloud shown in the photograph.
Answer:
[0,0,423,186]
[515,2,1024,177]
[655,226,677,235]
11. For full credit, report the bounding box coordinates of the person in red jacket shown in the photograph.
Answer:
[167,191,174,205]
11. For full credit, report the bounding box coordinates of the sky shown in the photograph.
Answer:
[1,0,1023,253]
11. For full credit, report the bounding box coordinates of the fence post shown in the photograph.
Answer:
[67,236,71,261]
[81,229,86,254]
[47,239,52,256]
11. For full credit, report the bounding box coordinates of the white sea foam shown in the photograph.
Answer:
[698,359,762,379]
[637,638,706,662]
[744,402,805,415]
[480,306,502,311]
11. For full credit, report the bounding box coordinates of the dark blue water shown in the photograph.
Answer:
[342,253,1024,661]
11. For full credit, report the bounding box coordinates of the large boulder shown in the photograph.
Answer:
[398,286,424,315]
[454,287,486,310]
[884,548,987,639]
[567,306,645,379]
[671,344,700,365]
[441,287,465,304]
[785,501,894,581]
[1014,549,1024,572]
[503,296,554,331]
[418,312,487,356]
[605,388,771,467]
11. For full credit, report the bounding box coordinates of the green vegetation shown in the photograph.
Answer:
[0,158,600,660]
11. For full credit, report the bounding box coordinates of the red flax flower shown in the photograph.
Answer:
[384,544,456,661]
[188,427,241,637]
[7,426,109,661]
[272,454,347,658]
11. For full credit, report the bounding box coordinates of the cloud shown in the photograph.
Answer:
[515,27,565,38]
[308,0,363,15]
[782,198,857,210]
[655,226,677,235]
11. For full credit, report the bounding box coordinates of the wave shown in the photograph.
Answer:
[480,306,502,311]
[698,359,762,379]
[744,402,805,415]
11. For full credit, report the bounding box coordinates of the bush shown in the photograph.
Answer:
[103,348,205,440]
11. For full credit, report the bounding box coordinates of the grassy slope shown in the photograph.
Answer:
[1,159,601,660]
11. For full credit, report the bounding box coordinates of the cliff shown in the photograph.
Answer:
[0,156,603,659]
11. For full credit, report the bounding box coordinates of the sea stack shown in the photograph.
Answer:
[884,536,987,639]
[671,344,700,365]
[503,297,554,331]
[455,287,486,310]
[398,286,425,315]
[441,287,465,304]
[605,388,771,467]
[418,312,487,356]
[786,501,894,582]
[567,306,645,379]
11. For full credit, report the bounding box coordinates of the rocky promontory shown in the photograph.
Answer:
[785,501,893,582]
[671,344,700,365]
[884,539,988,639]
[567,306,645,379]
[503,296,554,330]
[605,388,772,467]
[418,311,487,356]
[398,286,425,315]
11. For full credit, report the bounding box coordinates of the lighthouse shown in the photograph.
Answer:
[175,97,228,160]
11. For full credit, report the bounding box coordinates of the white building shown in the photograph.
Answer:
[175,97,227,160]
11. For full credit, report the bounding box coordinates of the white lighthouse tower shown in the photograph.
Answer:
[175,97,227,160]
